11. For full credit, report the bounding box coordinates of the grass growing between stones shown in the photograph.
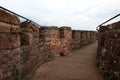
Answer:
[96,60,100,68]
[99,69,105,80]
[12,65,20,80]
[96,60,105,80]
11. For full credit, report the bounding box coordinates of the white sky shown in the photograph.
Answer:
[0,0,120,30]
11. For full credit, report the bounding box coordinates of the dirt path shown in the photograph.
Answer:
[30,42,102,80]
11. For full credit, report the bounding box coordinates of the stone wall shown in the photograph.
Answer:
[72,30,96,50]
[97,21,120,80]
[0,9,21,80]
[59,27,72,55]
[0,9,96,80]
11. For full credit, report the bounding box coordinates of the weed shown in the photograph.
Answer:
[12,65,20,80]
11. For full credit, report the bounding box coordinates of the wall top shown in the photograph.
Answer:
[0,10,20,25]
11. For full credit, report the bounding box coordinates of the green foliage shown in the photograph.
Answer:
[12,65,20,80]
[96,60,105,80]
[99,69,105,79]
[96,60,100,68]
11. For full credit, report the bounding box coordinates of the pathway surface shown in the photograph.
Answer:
[30,42,102,80]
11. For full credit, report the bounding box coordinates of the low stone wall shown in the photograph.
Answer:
[59,27,72,55]
[97,21,120,80]
[72,30,96,50]
[0,9,96,80]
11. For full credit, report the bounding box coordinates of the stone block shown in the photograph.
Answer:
[0,33,20,49]
[0,22,11,33]
[21,32,39,46]
[59,26,72,54]
[59,26,72,38]
[20,21,39,46]
[11,26,21,33]
[20,21,39,37]
[0,10,20,25]
[0,22,21,33]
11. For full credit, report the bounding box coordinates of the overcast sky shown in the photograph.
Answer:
[0,0,120,30]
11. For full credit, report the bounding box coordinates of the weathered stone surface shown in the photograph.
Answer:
[20,21,39,46]
[80,31,88,46]
[72,30,81,49]
[59,26,72,55]
[21,32,39,46]
[0,22,21,33]
[71,30,96,50]
[109,21,120,29]
[0,33,20,49]
[39,26,60,56]
[90,31,96,42]
[20,44,40,77]
[20,21,39,36]
[97,21,120,80]
[0,10,20,25]
[0,22,11,33]
[59,26,71,38]
[11,26,21,33]
[0,48,21,80]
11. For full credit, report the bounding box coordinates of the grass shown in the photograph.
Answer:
[12,65,20,80]
[96,60,105,80]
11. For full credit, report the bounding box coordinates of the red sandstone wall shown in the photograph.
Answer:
[59,27,72,56]
[97,21,120,80]
[39,26,60,56]
[0,9,96,80]
[0,10,21,80]
[20,21,40,79]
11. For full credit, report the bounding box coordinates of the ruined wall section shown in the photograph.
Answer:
[97,21,120,80]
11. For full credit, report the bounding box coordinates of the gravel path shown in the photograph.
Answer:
[30,42,102,80]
